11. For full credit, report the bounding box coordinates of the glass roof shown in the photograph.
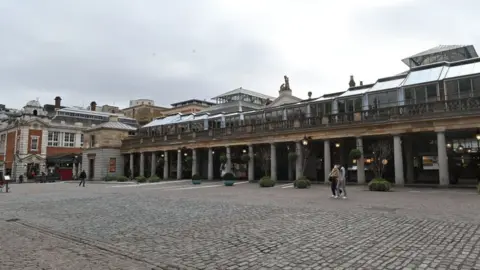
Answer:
[368,78,405,93]
[402,66,445,86]
[338,88,370,98]
[444,61,480,79]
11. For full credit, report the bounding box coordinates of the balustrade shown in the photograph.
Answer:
[122,96,480,148]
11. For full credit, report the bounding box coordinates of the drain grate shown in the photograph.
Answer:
[5,218,20,222]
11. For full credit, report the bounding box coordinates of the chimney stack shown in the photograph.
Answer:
[54,96,62,109]
[360,81,363,86]
[349,75,356,88]
[90,101,97,111]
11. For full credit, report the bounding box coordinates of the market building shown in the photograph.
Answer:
[120,45,480,187]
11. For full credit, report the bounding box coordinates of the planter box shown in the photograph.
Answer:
[192,180,202,185]
[223,180,235,186]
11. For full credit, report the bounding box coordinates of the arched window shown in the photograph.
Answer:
[33,110,38,116]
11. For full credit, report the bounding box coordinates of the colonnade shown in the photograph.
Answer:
[127,131,450,186]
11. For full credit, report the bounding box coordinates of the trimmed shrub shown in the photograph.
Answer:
[117,176,129,182]
[157,157,165,164]
[259,176,275,187]
[192,174,202,180]
[294,176,311,189]
[103,175,117,182]
[241,154,251,163]
[222,172,235,181]
[135,176,147,183]
[148,175,160,182]
[368,178,392,192]
[349,149,362,160]
[219,154,227,163]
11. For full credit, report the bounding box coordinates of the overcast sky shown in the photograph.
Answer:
[1,0,478,109]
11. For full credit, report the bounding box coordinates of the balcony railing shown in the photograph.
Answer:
[122,96,480,149]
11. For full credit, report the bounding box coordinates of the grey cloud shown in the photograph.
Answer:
[0,0,287,108]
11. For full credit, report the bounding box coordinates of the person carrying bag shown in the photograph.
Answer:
[329,165,340,198]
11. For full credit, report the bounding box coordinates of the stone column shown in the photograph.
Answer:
[192,148,198,176]
[226,146,232,174]
[151,152,156,178]
[129,153,134,179]
[177,150,182,180]
[404,137,415,183]
[270,143,277,181]
[437,131,449,186]
[208,148,213,180]
[324,140,331,182]
[163,151,169,180]
[295,141,303,180]
[139,152,145,177]
[248,145,254,181]
[356,137,365,184]
[393,135,404,185]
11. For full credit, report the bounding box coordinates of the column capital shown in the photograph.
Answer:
[435,127,446,133]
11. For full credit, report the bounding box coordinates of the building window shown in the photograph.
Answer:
[80,134,84,147]
[90,135,96,148]
[0,134,6,152]
[47,131,60,146]
[63,132,76,147]
[31,136,39,151]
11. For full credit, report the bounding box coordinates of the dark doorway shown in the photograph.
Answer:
[88,158,94,179]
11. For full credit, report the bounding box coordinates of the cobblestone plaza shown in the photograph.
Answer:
[1,181,479,270]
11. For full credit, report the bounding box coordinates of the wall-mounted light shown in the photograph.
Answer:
[382,159,388,165]
[177,149,181,153]
[302,135,311,146]
[457,145,464,152]
[184,153,187,156]
[446,143,452,148]
[352,159,357,164]
[212,151,215,154]
[335,143,340,148]
[476,129,480,140]
[242,149,247,153]
[161,154,164,157]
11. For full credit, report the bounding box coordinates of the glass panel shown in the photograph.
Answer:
[354,98,362,112]
[473,76,480,97]
[337,100,346,113]
[414,86,426,103]
[386,90,398,106]
[346,100,354,112]
[446,80,458,99]
[426,84,437,102]
[458,78,472,98]
[325,103,332,114]
[405,88,415,104]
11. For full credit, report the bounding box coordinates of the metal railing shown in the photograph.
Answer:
[122,96,480,148]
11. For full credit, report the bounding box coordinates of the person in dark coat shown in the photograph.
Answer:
[79,170,87,187]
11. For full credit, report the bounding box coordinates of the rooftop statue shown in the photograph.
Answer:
[280,75,291,91]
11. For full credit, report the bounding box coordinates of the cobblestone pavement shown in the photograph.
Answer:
[0,181,479,270]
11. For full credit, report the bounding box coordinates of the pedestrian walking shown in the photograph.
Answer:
[337,164,347,199]
[328,165,340,198]
[79,170,87,187]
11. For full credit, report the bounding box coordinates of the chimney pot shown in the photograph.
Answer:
[360,81,363,86]
[54,96,62,109]
[349,75,356,88]
[90,101,97,111]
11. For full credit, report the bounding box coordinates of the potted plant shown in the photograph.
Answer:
[349,149,362,160]
[294,176,311,189]
[135,175,147,183]
[368,178,391,192]
[222,172,235,186]
[219,154,227,164]
[192,173,202,185]
[148,175,160,182]
[241,153,250,163]
[157,157,165,165]
[259,176,275,187]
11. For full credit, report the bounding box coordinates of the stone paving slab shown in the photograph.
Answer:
[0,182,479,269]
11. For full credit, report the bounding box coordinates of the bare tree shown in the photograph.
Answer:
[370,140,392,179]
